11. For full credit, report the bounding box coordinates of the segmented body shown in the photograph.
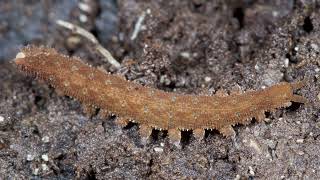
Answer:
[14,46,307,142]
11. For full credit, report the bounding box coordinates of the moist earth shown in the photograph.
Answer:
[0,0,320,179]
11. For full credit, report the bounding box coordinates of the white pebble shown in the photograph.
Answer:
[296,139,304,143]
[41,136,50,143]
[180,52,190,58]
[297,150,304,155]
[204,76,212,82]
[154,147,163,153]
[311,43,319,51]
[0,116,4,123]
[249,166,255,176]
[78,2,91,12]
[41,154,49,161]
[41,164,49,171]
[254,64,260,71]
[160,142,164,147]
[294,46,299,51]
[284,58,289,67]
[26,154,34,161]
[272,11,279,17]
[234,174,241,180]
[33,168,40,175]
[79,14,88,23]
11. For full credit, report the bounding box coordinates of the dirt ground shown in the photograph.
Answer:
[1,0,320,179]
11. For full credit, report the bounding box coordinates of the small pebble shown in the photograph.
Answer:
[311,43,319,51]
[41,136,50,143]
[26,154,34,161]
[78,2,91,12]
[180,52,191,58]
[254,64,260,71]
[309,132,313,136]
[284,58,289,67]
[272,11,279,17]
[79,14,88,23]
[294,46,299,51]
[154,147,163,153]
[297,150,304,155]
[317,93,320,101]
[249,166,255,176]
[264,118,271,123]
[296,139,304,143]
[41,164,49,171]
[67,36,81,49]
[204,76,211,82]
[160,142,164,147]
[0,116,4,123]
[234,174,241,180]
[41,154,49,161]
[33,168,40,175]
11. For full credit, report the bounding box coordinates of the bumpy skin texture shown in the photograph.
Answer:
[14,46,307,142]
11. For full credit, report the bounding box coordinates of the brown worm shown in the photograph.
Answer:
[14,46,307,143]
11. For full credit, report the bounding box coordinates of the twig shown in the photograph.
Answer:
[56,19,121,69]
[130,10,148,40]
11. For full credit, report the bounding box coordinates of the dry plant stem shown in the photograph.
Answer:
[56,19,121,69]
[131,11,146,40]
[14,46,307,143]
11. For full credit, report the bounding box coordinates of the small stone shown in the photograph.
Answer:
[0,116,4,123]
[284,58,289,67]
[204,76,211,82]
[249,166,255,176]
[26,154,34,161]
[296,139,304,143]
[33,168,40,175]
[41,154,49,161]
[311,43,319,51]
[317,93,320,101]
[160,142,164,147]
[41,164,49,171]
[297,150,304,155]
[254,64,260,71]
[272,11,279,17]
[78,2,91,12]
[264,118,271,123]
[234,174,241,180]
[180,52,190,58]
[309,132,313,136]
[79,14,88,23]
[294,46,299,51]
[66,36,81,49]
[154,147,163,153]
[41,136,50,143]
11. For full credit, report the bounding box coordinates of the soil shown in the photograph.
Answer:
[1,0,320,179]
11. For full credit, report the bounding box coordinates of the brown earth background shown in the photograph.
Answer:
[1,0,320,179]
